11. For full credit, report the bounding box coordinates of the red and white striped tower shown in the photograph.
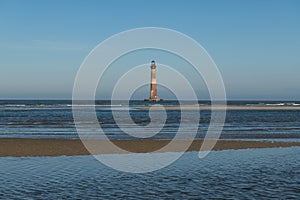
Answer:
[149,60,159,101]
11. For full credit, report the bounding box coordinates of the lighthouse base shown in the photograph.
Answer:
[144,98,163,102]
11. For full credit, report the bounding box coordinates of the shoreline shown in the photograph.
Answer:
[1,138,300,157]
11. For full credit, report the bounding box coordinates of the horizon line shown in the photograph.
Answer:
[0,98,300,101]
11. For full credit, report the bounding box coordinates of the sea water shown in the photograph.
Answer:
[1,100,300,198]
[0,147,299,199]
[0,100,300,141]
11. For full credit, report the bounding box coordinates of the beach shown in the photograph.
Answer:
[1,138,300,157]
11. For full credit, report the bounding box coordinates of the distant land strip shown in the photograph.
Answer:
[139,106,300,110]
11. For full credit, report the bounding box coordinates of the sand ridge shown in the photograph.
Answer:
[1,138,300,157]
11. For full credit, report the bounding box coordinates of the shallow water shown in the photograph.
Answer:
[1,100,300,141]
[0,147,299,199]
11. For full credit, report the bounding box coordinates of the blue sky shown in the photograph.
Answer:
[0,0,299,100]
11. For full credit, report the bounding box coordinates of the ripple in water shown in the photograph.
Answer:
[0,147,299,199]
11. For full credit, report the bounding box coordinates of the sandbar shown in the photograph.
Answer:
[1,138,300,157]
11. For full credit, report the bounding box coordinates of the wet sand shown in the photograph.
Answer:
[1,138,300,157]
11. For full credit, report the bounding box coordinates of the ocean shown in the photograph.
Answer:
[1,100,300,141]
[0,147,299,199]
[1,100,300,199]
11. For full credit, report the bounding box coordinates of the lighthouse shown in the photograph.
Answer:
[145,60,162,102]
